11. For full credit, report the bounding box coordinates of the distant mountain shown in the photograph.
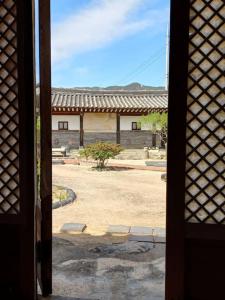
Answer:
[105,82,165,91]
[72,82,165,91]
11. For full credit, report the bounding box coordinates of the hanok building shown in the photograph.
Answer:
[51,88,168,149]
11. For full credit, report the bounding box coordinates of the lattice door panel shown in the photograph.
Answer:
[185,0,225,224]
[0,0,20,214]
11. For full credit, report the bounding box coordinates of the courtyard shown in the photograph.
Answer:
[51,162,166,299]
[52,163,166,234]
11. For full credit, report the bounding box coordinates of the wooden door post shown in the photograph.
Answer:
[116,113,120,144]
[80,113,84,147]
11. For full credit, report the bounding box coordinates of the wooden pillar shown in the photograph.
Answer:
[80,113,84,147]
[152,133,156,148]
[116,113,120,144]
[39,0,52,296]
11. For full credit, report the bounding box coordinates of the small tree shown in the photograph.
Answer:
[79,142,124,169]
[140,112,168,148]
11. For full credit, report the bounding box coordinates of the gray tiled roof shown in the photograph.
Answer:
[51,88,168,112]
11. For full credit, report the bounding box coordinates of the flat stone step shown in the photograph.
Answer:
[145,161,166,167]
[128,235,154,243]
[52,159,65,165]
[60,223,87,234]
[130,226,154,235]
[107,225,130,234]
[153,227,166,237]
[153,236,166,243]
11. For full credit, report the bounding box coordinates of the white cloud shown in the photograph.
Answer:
[51,0,168,63]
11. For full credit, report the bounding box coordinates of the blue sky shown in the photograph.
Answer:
[50,0,169,88]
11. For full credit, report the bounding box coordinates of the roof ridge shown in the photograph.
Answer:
[51,88,167,95]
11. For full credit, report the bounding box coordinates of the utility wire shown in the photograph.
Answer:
[121,51,165,85]
[115,46,166,86]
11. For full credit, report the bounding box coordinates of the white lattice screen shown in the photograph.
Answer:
[185,0,225,223]
[0,0,20,214]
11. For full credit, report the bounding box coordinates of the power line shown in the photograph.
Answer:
[120,51,165,85]
[115,46,166,86]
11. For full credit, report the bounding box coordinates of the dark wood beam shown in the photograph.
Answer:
[51,107,168,114]
[39,0,52,296]
[80,113,84,147]
[116,113,120,144]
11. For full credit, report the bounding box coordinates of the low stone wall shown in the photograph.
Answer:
[52,130,80,149]
[120,131,158,149]
[84,132,117,145]
[52,130,161,149]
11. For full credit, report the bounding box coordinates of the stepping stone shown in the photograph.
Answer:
[130,226,154,235]
[153,236,166,243]
[128,235,154,243]
[52,159,65,165]
[107,225,130,234]
[60,223,86,234]
[153,227,166,237]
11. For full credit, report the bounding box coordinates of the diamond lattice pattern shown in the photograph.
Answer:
[0,0,20,214]
[185,0,225,224]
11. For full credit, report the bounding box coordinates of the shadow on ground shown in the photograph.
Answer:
[42,234,165,300]
[45,297,94,300]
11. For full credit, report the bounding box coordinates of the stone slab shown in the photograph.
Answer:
[60,223,86,234]
[128,235,154,243]
[145,161,166,167]
[130,226,154,235]
[153,227,166,237]
[153,236,166,244]
[107,225,130,234]
[52,159,65,165]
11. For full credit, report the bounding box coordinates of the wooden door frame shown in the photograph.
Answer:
[166,0,225,299]
[0,0,37,298]
[37,0,190,298]
[166,0,190,298]
[38,0,52,296]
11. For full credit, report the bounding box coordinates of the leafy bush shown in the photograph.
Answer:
[79,142,124,169]
[140,112,168,147]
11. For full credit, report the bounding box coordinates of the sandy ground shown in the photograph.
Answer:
[52,164,166,235]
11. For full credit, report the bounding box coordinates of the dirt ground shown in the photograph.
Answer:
[52,163,166,235]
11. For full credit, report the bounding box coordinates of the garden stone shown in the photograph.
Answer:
[130,226,154,235]
[107,225,130,234]
[60,223,86,234]
[153,227,166,237]
[52,159,65,165]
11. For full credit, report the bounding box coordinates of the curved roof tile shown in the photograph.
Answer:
[51,88,168,111]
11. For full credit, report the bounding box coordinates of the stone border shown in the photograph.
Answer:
[52,187,76,209]
[52,159,65,165]
[106,226,166,242]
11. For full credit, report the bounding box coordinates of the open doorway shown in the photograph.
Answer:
[1,0,224,298]
[37,0,169,299]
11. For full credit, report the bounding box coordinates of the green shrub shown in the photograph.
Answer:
[79,142,124,169]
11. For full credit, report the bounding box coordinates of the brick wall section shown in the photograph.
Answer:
[84,132,117,145]
[52,130,161,149]
[120,131,156,149]
[52,130,80,149]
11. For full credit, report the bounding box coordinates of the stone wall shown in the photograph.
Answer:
[84,132,117,145]
[52,130,161,149]
[120,131,158,149]
[52,130,80,149]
